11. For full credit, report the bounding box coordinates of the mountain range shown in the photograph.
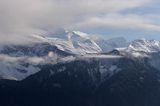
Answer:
[0,30,160,106]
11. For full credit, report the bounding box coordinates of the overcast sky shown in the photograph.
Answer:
[0,0,160,44]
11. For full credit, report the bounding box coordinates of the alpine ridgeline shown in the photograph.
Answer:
[0,31,160,106]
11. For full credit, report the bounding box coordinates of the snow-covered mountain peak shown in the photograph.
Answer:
[19,30,102,55]
[67,31,102,54]
[113,39,160,58]
[127,39,160,53]
[71,31,89,38]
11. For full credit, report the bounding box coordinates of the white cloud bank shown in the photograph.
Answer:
[0,0,156,44]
